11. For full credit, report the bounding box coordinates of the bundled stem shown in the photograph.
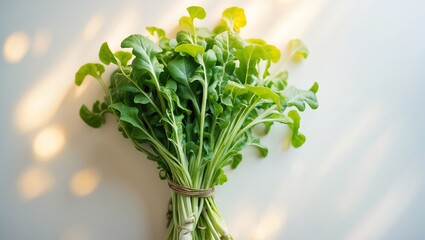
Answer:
[167,194,230,240]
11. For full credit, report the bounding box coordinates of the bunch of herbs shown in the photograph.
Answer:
[75,6,318,240]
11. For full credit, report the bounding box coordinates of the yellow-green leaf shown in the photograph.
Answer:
[75,63,105,86]
[114,51,133,66]
[220,7,247,33]
[146,26,166,39]
[99,42,117,65]
[288,39,309,61]
[187,6,206,20]
[175,44,204,59]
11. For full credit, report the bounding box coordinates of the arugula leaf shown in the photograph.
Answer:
[121,34,164,78]
[175,43,204,60]
[216,7,247,33]
[281,82,319,111]
[230,153,242,169]
[109,103,143,128]
[235,44,278,84]
[146,26,166,39]
[75,63,105,86]
[261,44,281,63]
[250,141,268,157]
[288,39,309,61]
[134,94,151,104]
[187,6,206,20]
[99,42,133,67]
[114,51,133,66]
[266,71,288,91]
[162,88,192,114]
[179,6,206,38]
[99,42,117,65]
[109,103,152,141]
[215,169,228,185]
[79,101,109,128]
[122,34,163,57]
[310,82,319,94]
[176,30,194,44]
[203,49,217,69]
[168,55,198,84]
[225,80,248,96]
[244,84,282,110]
[247,38,267,45]
[288,110,306,148]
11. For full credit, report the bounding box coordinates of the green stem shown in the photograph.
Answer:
[193,61,209,187]
[235,104,276,139]
[203,96,259,188]
[167,195,230,240]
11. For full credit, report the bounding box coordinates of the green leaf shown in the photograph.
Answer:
[250,142,268,157]
[247,38,267,45]
[214,31,230,51]
[165,79,177,92]
[99,43,132,66]
[262,44,281,63]
[187,6,206,20]
[175,44,204,60]
[310,82,319,94]
[168,55,198,84]
[288,39,309,61]
[245,85,282,110]
[203,49,217,69]
[134,94,151,104]
[211,100,223,115]
[266,113,293,124]
[168,55,200,115]
[110,71,139,95]
[179,16,193,31]
[162,88,192,114]
[217,7,246,33]
[230,153,242,169]
[235,45,275,84]
[176,30,193,44]
[247,39,280,63]
[99,42,117,65]
[225,81,248,96]
[121,34,162,57]
[179,6,206,34]
[195,27,213,38]
[114,51,133,66]
[281,83,318,111]
[266,71,288,91]
[121,34,164,78]
[109,103,148,137]
[215,169,228,185]
[288,110,306,148]
[146,26,166,39]
[79,101,109,128]
[75,63,105,86]
[263,122,274,134]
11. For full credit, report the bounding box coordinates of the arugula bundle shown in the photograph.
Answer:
[75,6,318,240]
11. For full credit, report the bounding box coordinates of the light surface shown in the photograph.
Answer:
[3,31,30,63]
[1,0,424,239]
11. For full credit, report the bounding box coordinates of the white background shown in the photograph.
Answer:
[1,0,424,239]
